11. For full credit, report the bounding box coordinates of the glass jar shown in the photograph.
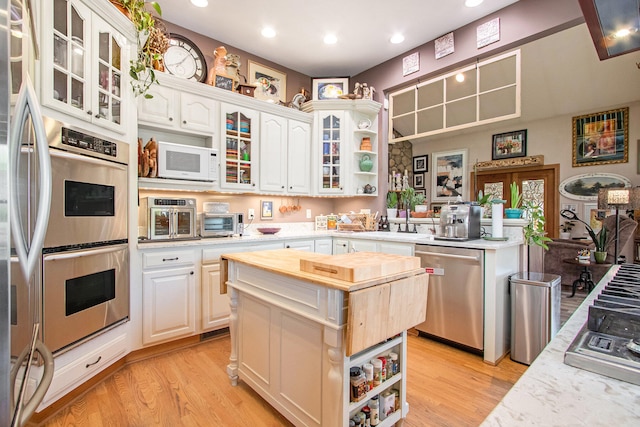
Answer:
[350,367,367,402]
[369,396,380,426]
[371,358,382,387]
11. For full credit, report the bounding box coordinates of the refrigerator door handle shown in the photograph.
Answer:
[9,79,52,281]
[10,325,54,427]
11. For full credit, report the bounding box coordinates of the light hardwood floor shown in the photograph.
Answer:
[38,291,585,427]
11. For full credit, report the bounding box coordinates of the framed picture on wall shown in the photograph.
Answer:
[312,78,349,100]
[248,61,287,103]
[413,155,428,172]
[261,200,273,220]
[431,149,468,202]
[491,129,527,160]
[573,107,628,167]
[413,173,424,189]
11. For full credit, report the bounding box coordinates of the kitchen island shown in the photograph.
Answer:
[222,249,429,426]
[482,265,640,425]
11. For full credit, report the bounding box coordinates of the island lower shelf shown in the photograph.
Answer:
[222,249,428,426]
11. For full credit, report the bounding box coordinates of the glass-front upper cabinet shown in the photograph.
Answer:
[220,103,258,191]
[42,0,129,134]
[318,111,344,194]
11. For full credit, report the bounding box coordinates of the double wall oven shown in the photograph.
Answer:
[12,117,129,356]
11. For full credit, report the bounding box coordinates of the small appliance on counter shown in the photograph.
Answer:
[199,212,244,237]
[139,197,198,241]
[435,203,482,241]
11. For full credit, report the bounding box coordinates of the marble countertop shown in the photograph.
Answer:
[481,265,640,426]
[137,229,523,250]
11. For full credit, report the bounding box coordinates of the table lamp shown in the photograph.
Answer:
[597,188,640,263]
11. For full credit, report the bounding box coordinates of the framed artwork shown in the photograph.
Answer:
[431,149,468,202]
[261,200,273,220]
[583,203,613,235]
[492,129,527,160]
[413,155,428,172]
[431,204,443,217]
[415,189,426,196]
[403,52,420,76]
[572,107,628,167]
[559,173,631,201]
[248,61,287,103]
[312,78,349,100]
[413,173,424,189]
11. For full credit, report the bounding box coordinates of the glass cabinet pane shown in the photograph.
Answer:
[321,114,341,189]
[54,34,67,68]
[224,111,253,185]
[53,0,67,34]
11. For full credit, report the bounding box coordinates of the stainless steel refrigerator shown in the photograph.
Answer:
[2,1,54,425]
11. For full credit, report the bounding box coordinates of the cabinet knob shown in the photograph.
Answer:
[86,110,92,115]
[169,117,173,121]
[183,120,187,124]
[190,271,194,275]
[286,245,290,248]
[282,185,285,189]
[95,114,100,118]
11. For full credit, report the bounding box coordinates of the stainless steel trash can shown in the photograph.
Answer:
[510,272,561,365]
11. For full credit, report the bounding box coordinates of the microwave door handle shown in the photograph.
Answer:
[9,80,52,281]
[171,210,176,238]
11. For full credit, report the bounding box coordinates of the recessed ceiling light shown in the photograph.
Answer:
[261,27,276,38]
[324,34,337,45]
[390,33,405,44]
[465,0,483,7]
[455,73,465,82]
[190,0,208,7]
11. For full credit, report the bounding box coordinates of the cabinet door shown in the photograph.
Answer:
[314,238,333,254]
[349,239,377,253]
[43,0,91,120]
[318,111,345,194]
[142,265,196,345]
[201,263,229,331]
[180,93,217,133]
[138,84,178,126]
[379,242,414,256]
[333,239,350,254]
[259,112,287,193]
[91,15,127,133]
[284,240,314,252]
[221,103,259,191]
[287,120,311,194]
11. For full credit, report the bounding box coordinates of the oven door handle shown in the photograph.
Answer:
[414,250,481,262]
[43,243,128,261]
[10,79,52,281]
[48,148,128,170]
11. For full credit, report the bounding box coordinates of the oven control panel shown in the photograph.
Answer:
[61,127,118,158]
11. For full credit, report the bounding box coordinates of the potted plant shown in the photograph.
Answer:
[505,182,523,219]
[386,191,398,219]
[594,227,608,263]
[522,200,552,250]
[560,220,574,239]
[112,0,165,98]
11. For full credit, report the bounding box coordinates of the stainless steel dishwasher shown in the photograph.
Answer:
[414,245,484,351]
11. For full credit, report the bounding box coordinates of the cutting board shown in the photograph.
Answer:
[299,251,420,282]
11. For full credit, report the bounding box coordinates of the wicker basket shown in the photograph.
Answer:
[337,213,377,231]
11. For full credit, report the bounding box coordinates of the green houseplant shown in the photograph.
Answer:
[594,227,608,263]
[505,182,523,219]
[386,191,398,218]
[113,0,164,98]
[400,187,426,212]
[522,200,552,250]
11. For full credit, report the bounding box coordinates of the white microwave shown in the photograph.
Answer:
[157,141,218,182]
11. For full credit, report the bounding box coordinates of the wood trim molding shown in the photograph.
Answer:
[474,155,544,170]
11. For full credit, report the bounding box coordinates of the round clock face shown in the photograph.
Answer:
[163,34,208,83]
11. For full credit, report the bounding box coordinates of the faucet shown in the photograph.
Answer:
[401,208,417,233]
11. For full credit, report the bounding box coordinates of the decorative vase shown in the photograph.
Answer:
[387,208,397,219]
[594,251,607,264]
[359,154,373,172]
[504,208,523,219]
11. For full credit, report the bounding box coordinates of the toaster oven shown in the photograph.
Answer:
[199,212,244,237]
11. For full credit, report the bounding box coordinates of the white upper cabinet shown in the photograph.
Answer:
[41,0,134,134]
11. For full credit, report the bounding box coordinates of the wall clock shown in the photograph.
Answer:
[163,34,208,83]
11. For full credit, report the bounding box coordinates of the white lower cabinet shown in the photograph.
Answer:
[314,238,333,254]
[142,249,197,345]
[284,239,315,252]
[333,238,413,256]
[38,325,128,411]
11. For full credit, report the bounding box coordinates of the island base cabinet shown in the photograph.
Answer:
[237,293,325,426]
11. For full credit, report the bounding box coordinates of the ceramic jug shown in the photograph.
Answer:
[359,155,373,172]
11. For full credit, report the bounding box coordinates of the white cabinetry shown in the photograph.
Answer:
[201,241,284,332]
[333,238,413,256]
[303,100,382,196]
[259,113,311,194]
[315,238,333,254]
[141,249,198,345]
[138,85,218,134]
[221,103,259,191]
[41,0,134,134]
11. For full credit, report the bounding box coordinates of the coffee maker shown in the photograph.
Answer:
[436,203,482,241]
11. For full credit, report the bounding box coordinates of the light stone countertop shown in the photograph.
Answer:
[137,228,523,250]
[481,265,640,426]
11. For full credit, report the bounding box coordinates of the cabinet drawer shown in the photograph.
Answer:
[143,251,195,269]
[39,332,127,409]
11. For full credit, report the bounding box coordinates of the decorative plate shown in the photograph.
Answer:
[257,227,281,235]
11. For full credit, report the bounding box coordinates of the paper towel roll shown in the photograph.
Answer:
[492,202,504,238]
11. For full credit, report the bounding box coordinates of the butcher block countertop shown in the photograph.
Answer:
[221,248,425,292]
